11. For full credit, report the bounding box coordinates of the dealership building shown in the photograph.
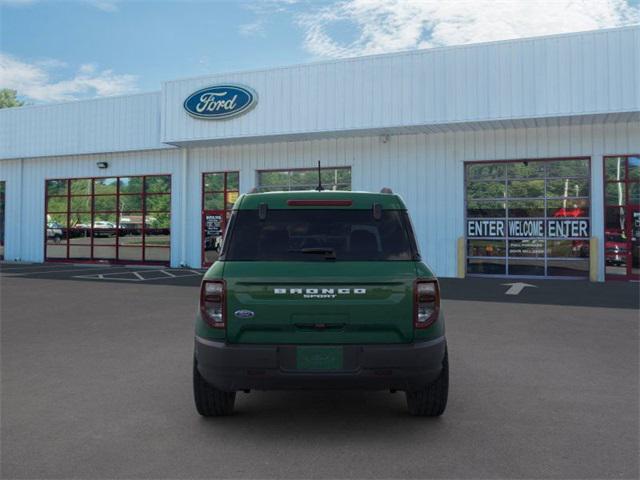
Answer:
[0,26,638,281]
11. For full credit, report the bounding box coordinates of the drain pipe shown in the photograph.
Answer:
[180,148,188,268]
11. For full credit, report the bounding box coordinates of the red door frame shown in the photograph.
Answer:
[201,171,239,267]
[603,155,639,281]
[0,181,5,260]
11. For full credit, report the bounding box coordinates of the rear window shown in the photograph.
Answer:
[223,209,418,261]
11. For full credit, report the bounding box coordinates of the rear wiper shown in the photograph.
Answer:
[289,247,336,259]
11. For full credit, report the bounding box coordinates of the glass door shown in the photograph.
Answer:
[604,156,639,280]
[0,181,5,260]
[632,204,639,278]
[202,172,239,267]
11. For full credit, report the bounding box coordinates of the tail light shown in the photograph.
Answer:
[414,279,440,329]
[200,280,225,329]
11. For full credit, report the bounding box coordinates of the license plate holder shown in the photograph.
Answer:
[296,346,343,371]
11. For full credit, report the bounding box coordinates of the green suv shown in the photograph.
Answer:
[193,190,448,416]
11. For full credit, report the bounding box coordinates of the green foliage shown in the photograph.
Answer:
[145,176,171,193]
[257,168,351,191]
[145,194,170,212]
[0,89,24,109]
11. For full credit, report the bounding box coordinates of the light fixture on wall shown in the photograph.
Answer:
[96,162,109,169]
[380,134,390,144]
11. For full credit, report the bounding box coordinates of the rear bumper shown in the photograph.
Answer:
[194,336,446,392]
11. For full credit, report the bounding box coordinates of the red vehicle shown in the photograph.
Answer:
[553,207,585,218]
[605,230,628,266]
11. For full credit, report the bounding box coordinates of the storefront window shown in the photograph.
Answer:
[45,175,171,264]
[465,158,591,277]
[256,167,351,192]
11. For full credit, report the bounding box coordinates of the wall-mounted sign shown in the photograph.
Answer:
[184,84,257,120]
[467,219,589,238]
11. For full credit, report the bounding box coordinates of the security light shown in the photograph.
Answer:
[96,162,108,169]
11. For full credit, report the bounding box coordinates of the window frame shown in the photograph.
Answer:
[464,157,592,278]
[0,181,5,260]
[201,171,240,267]
[255,166,352,192]
[602,155,640,281]
[44,174,171,265]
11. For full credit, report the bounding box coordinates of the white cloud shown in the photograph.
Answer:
[239,19,266,36]
[298,0,640,58]
[85,0,119,12]
[0,53,138,102]
[243,0,299,15]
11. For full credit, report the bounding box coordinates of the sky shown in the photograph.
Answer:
[1,0,639,104]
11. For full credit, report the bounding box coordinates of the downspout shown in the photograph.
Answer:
[180,148,188,267]
[18,157,24,262]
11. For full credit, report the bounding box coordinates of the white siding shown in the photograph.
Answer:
[162,27,639,145]
[2,120,637,280]
[0,92,169,160]
[1,27,637,161]
[0,159,22,261]
[0,149,183,264]
[182,121,638,278]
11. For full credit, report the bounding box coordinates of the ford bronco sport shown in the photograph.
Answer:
[193,190,448,416]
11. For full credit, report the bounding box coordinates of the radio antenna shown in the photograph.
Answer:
[316,160,324,191]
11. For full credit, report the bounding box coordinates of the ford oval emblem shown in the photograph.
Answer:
[183,84,257,120]
[234,309,255,319]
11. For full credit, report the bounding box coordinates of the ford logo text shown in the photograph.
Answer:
[184,84,257,120]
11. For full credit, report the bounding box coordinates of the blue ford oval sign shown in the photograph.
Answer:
[183,84,257,120]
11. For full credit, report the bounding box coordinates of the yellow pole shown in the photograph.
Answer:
[589,237,598,282]
[457,237,465,278]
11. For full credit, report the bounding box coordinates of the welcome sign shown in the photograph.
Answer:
[184,84,257,119]
[467,219,590,238]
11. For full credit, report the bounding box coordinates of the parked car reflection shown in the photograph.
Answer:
[46,222,64,243]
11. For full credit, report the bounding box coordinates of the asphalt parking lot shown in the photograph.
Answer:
[1,263,638,479]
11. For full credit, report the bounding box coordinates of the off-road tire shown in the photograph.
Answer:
[193,359,236,416]
[406,347,448,416]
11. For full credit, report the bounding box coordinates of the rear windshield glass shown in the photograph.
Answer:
[223,209,417,261]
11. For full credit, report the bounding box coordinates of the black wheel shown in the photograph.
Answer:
[406,347,449,417]
[193,358,236,417]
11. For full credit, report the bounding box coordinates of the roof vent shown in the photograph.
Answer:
[380,187,393,194]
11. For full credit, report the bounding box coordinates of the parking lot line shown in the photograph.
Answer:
[72,269,203,282]
[0,265,132,276]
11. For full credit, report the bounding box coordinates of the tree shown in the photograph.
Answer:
[0,89,24,109]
